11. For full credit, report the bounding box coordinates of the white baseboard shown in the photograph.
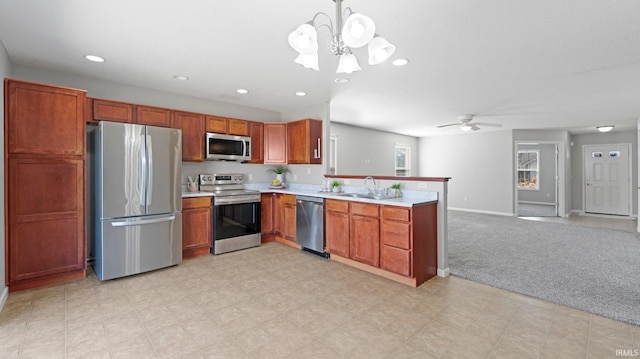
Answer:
[448,207,513,217]
[518,201,556,206]
[437,268,450,278]
[0,286,8,313]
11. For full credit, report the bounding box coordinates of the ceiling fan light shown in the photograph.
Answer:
[294,52,319,71]
[342,13,375,48]
[288,23,318,54]
[368,36,396,65]
[460,124,473,131]
[597,125,614,132]
[336,53,361,74]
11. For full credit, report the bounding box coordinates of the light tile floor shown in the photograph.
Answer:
[1,243,638,358]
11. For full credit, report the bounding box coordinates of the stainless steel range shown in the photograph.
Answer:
[199,174,261,254]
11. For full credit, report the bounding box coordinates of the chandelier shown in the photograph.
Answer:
[287,0,396,74]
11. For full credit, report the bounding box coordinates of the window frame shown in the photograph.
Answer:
[517,150,540,190]
[395,144,411,176]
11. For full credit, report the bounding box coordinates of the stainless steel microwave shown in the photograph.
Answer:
[205,133,251,161]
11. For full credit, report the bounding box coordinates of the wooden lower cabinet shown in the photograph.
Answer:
[7,157,86,291]
[325,199,349,257]
[181,197,212,258]
[349,203,380,267]
[326,199,438,287]
[260,193,275,241]
[282,194,297,242]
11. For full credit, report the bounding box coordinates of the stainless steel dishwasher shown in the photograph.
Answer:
[296,196,329,258]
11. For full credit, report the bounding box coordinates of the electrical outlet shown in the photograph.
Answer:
[344,179,350,185]
[248,174,253,181]
[307,167,311,174]
[293,174,298,181]
[418,182,427,189]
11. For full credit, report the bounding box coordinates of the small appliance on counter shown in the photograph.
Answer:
[199,174,261,254]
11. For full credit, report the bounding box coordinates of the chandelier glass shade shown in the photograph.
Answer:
[288,0,395,73]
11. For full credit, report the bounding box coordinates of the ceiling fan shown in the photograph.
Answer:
[437,115,503,132]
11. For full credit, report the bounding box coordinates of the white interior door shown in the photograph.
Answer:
[584,144,631,216]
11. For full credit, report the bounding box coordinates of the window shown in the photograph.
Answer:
[395,144,411,176]
[517,150,539,190]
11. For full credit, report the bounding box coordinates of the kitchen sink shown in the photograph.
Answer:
[337,193,375,199]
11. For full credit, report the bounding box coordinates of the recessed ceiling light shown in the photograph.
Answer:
[295,91,306,96]
[392,58,408,66]
[334,78,350,84]
[237,89,249,94]
[85,55,105,63]
[173,75,189,81]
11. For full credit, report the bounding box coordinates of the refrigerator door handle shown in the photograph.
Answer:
[146,134,153,206]
[139,133,147,207]
[111,215,176,227]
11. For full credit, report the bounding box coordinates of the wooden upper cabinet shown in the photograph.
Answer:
[92,99,133,123]
[205,115,227,133]
[135,105,171,127]
[287,119,322,164]
[6,79,86,156]
[247,121,264,164]
[205,116,249,136]
[228,119,249,136]
[172,111,205,162]
[264,123,287,164]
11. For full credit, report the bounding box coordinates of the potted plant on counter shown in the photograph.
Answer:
[390,183,402,198]
[331,180,342,193]
[267,165,290,187]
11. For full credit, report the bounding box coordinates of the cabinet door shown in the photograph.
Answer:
[6,80,86,156]
[172,111,204,162]
[228,119,249,136]
[381,245,411,277]
[93,99,133,123]
[205,115,227,133]
[287,119,322,164]
[182,207,212,254]
[283,195,296,242]
[264,123,287,164]
[326,210,349,257]
[261,193,274,236]
[349,214,380,267]
[8,158,85,283]
[136,106,171,127]
[247,122,264,164]
[273,193,283,236]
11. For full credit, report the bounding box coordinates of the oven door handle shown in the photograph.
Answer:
[214,196,260,206]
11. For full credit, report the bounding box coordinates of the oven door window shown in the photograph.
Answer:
[214,202,260,240]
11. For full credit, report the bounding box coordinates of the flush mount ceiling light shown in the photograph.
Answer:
[288,0,396,74]
[295,91,307,96]
[173,75,189,81]
[85,55,105,63]
[236,89,249,94]
[597,125,614,132]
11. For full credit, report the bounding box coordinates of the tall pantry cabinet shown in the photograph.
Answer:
[4,79,87,291]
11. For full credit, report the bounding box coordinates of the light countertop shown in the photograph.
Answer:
[183,184,437,207]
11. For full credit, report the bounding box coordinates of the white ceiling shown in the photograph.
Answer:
[2,0,640,137]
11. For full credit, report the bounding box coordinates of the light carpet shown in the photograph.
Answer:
[448,210,640,326]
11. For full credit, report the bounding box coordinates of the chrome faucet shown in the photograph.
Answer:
[364,176,377,194]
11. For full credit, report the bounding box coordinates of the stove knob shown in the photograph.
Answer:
[207,176,212,181]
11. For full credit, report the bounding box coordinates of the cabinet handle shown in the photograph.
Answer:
[314,138,321,159]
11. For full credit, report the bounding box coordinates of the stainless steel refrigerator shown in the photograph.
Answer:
[94,121,182,280]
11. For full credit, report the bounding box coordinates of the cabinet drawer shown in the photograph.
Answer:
[350,202,379,217]
[282,194,297,205]
[182,197,212,209]
[326,199,349,213]
[381,206,410,222]
[381,245,411,277]
[381,220,411,250]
